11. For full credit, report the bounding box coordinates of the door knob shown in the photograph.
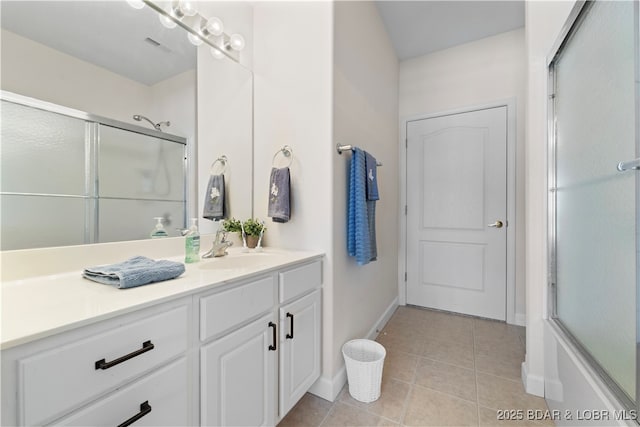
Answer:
[488,220,504,228]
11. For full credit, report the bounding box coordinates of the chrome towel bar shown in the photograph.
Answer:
[336,144,383,166]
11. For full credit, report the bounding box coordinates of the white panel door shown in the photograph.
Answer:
[406,107,507,320]
[279,290,321,417]
[201,314,276,427]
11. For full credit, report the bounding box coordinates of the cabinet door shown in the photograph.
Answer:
[201,314,276,427]
[279,290,321,416]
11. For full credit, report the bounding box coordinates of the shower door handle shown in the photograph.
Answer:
[488,220,504,229]
[617,158,640,172]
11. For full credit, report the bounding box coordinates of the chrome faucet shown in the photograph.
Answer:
[202,228,233,258]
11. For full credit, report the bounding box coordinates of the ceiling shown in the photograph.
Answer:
[376,1,525,60]
[0,1,196,86]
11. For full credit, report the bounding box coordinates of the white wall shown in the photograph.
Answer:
[523,0,576,397]
[253,1,398,401]
[252,0,335,396]
[331,0,399,381]
[195,0,254,234]
[399,29,526,324]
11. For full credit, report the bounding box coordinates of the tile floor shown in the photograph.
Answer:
[278,306,552,427]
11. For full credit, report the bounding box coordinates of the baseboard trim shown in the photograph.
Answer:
[308,297,399,402]
[513,312,526,327]
[367,296,399,340]
[521,361,545,397]
[308,366,347,402]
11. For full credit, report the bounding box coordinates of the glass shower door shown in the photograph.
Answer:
[551,0,637,404]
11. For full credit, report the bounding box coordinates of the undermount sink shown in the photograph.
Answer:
[199,251,285,270]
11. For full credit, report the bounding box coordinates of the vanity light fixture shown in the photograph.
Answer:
[157,0,194,28]
[158,14,177,29]
[201,16,224,38]
[177,0,198,17]
[126,0,146,10]
[139,0,245,62]
[187,32,204,46]
[229,34,245,51]
[210,47,225,60]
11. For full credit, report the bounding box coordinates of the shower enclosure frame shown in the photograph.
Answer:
[546,0,640,414]
[0,90,188,247]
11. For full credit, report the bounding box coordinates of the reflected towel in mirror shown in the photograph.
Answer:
[82,256,185,289]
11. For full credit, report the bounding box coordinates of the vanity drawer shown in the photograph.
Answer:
[19,305,188,426]
[53,357,188,426]
[279,261,322,303]
[200,275,275,341]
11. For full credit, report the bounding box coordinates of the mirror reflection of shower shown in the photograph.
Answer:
[133,114,170,131]
[131,114,173,197]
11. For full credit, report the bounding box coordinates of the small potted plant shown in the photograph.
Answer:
[222,217,265,249]
[222,218,242,234]
[242,218,265,249]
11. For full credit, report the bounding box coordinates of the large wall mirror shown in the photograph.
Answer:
[0,1,253,250]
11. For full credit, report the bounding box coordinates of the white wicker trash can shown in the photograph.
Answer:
[342,339,386,403]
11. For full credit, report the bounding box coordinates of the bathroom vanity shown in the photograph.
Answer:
[1,249,323,426]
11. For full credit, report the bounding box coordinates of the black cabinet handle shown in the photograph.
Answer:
[95,340,154,370]
[268,322,277,351]
[286,313,294,340]
[117,401,152,427]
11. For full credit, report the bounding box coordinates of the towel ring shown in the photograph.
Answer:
[210,155,228,174]
[272,145,293,168]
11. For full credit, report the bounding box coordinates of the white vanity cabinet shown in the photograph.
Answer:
[199,260,322,426]
[1,298,192,426]
[1,254,323,427]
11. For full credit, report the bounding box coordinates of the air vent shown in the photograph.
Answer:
[144,37,172,53]
[145,37,161,47]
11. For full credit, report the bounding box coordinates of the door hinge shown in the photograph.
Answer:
[405,205,408,215]
[404,272,407,282]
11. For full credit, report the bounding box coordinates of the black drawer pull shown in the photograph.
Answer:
[95,340,154,370]
[268,322,277,351]
[117,400,152,427]
[286,313,294,340]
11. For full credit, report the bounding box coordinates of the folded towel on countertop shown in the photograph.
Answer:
[347,147,372,265]
[268,167,291,223]
[82,256,185,289]
[203,174,226,221]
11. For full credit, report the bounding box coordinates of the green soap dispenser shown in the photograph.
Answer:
[185,218,200,263]
[150,217,169,238]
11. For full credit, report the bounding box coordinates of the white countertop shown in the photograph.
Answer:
[1,247,323,350]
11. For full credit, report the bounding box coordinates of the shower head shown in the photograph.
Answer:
[133,115,170,131]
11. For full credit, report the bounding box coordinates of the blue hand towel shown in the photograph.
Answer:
[365,152,379,201]
[82,256,185,289]
[365,151,379,261]
[347,148,372,265]
[268,167,291,223]
[203,174,226,221]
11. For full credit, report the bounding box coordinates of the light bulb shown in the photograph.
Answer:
[210,47,225,59]
[126,0,145,9]
[229,34,245,51]
[204,17,224,37]
[159,13,177,29]
[178,0,198,17]
[187,32,203,46]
